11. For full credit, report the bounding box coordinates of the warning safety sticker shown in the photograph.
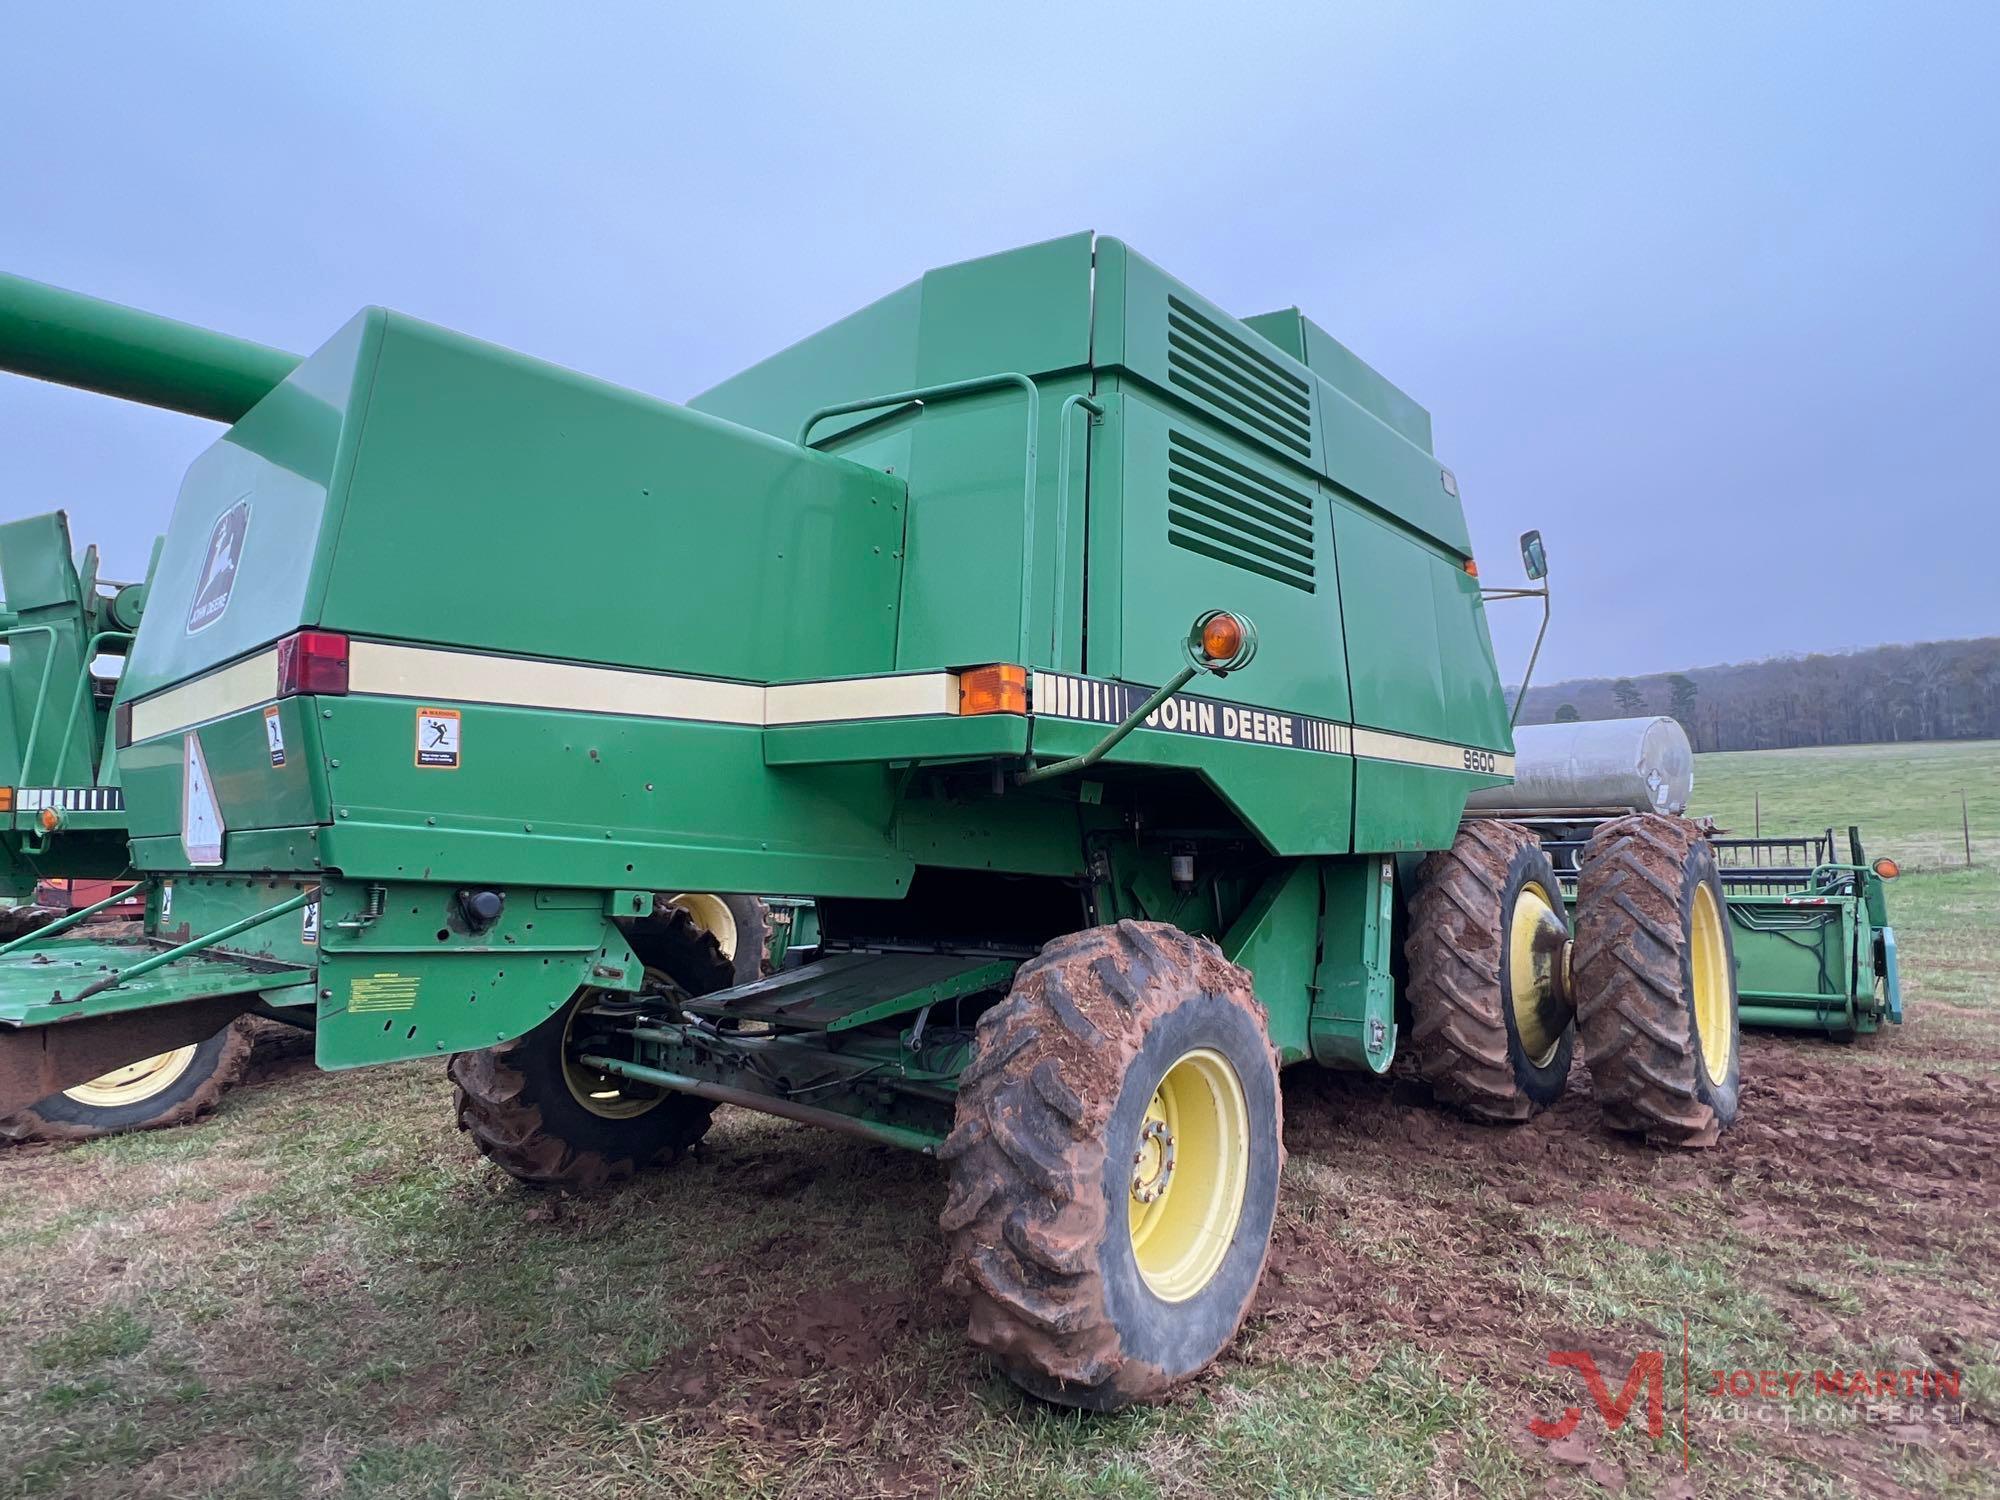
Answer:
[264,704,286,767]
[415,708,460,769]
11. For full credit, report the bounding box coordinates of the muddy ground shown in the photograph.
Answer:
[592,1029,2000,1497]
[3,1018,1995,1499]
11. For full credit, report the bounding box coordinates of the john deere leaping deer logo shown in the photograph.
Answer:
[186,499,250,634]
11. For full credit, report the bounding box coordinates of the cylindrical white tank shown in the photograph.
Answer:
[1466,716,1695,815]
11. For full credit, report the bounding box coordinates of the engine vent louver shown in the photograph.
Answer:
[1167,430,1316,593]
[1166,296,1314,459]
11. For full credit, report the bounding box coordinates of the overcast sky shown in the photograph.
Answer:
[4,2,1994,683]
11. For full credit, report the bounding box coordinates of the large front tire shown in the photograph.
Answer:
[1406,821,1576,1122]
[940,921,1282,1410]
[1574,814,1741,1146]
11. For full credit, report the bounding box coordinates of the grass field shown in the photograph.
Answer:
[1,742,1995,1499]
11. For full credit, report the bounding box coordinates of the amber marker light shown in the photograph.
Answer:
[39,808,60,832]
[1199,612,1245,665]
[1872,857,1900,880]
[959,664,1027,715]
[0,788,12,813]
[1463,558,1479,577]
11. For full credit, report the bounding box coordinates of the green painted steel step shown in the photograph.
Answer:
[683,950,1018,1033]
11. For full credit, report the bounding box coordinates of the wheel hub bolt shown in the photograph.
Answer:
[1131,1118,1177,1203]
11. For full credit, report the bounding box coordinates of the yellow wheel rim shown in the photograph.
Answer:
[62,1047,198,1108]
[1690,882,1732,1084]
[1507,879,1567,1068]
[560,1001,662,1120]
[667,893,738,962]
[1127,1048,1249,1303]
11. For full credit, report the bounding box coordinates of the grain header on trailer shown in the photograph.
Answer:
[0,237,1744,1407]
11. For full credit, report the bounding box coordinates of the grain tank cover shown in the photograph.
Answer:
[1465,716,1695,815]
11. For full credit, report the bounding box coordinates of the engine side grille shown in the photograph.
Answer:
[1166,296,1314,459]
[1167,429,1316,592]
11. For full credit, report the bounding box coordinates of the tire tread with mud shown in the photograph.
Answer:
[1405,820,1575,1123]
[940,920,1283,1410]
[1573,813,1741,1147]
[450,906,728,1189]
[0,1017,256,1143]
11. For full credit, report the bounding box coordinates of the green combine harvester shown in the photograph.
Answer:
[0,511,272,1139]
[0,237,1749,1408]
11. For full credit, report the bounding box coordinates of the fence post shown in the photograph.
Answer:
[1966,790,1974,868]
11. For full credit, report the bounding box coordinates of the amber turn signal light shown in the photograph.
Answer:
[959,664,1027,716]
[0,787,12,813]
[1199,612,1245,664]
[1872,857,1899,880]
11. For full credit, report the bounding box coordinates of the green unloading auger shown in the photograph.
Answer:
[0,272,299,423]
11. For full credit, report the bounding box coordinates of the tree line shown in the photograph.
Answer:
[1514,637,2000,752]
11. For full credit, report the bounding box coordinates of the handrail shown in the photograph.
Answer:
[797,372,1043,663]
[0,625,60,785]
[0,878,134,956]
[50,628,133,780]
[1049,394,1103,665]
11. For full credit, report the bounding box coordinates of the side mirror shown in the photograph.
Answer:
[1519,529,1548,582]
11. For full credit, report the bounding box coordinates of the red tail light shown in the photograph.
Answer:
[276,630,350,697]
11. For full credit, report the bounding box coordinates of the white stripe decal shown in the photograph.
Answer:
[765,674,958,725]
[129,639,964,738]
[127,644,1511,776]
[349,641,766,726]
[129,648,280,743]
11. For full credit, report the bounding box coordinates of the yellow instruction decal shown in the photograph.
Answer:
[350,972,420,1012]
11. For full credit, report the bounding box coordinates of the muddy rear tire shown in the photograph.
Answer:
[1406,821,1576,1122]
[940,920,1282,1410]
[452,903,728,1189]
[1574,814,1740,1147]
[449,991,716,1190]
[0,1017,255,1143]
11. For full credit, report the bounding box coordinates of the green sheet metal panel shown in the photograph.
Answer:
[1095,389,1352,725]
[1318,382,1470,558]
[1023,712,1353,858]
[311,698,913,898]
[691,279,926,447]
[1306,855,1398,1072]
[1096,239,1324,478]
[911,232,1094,388]
[1333,503,1508,752]
[320,315,904,684]
[117,695,328,844]
[313,877,644,1067]
[892,369,1093,672]
[118,315,370,705]
[1220,863,1320,1063]
[1242,308,1434,455]
[0,511,102,789]
[693,235,1096,676]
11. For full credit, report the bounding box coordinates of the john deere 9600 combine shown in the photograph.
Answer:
[0,236,1744,1408]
